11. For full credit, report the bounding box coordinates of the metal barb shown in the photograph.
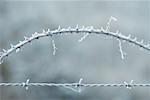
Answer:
[22,79,30,90]
[76,78,83,93]
[124,80,134,89]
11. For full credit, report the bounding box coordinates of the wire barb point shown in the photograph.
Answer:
[124,80,134,89]
[22,79,30,90]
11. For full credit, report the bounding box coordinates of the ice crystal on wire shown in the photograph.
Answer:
[42,29,46,34]
[63,78,83,93]
[51,38,57,55]
[0,52,4,64]
[16,48,20,53]
[118,39,126,59]
[105,16,117,32]
[57,25,61,31]
[75,24,79,30]
[78,33,89,42]
[3,49,6,53]
[24,36,29,41]
[10,44,14,48]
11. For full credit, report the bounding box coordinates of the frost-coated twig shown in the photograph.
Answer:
[0,18,150,64]
[0,79,150,92]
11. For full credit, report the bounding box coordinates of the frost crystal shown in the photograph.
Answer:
[0,57,4,64]
[81,26,85,30]
[47,29,50,33]
[10,44,14,48]
[115,30,119,35]
[75,24,79,31]
[140,39,144,44]
[67,26,71,31]
[42,29,46,33]
[105,16,117,32]
[78,33,89,42]
[88,26,94,31]
[118,39,126,59]
[63,78,83,93]
[0,52,4,64]
[3,49,7,53]
[133,37,137,41]
[16,48,20,53]
[57,25,61,31]
[146,44,150,48]
[51,38,57,55]
[24,36,29,41]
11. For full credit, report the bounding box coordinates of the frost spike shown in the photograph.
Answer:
[81,26,85,30]
[32,32,38,37]
[115,30,119,35]
[51,39,57,55]
[42,29,46,33]
[78,33,89,42]
[67,26,71,31]
[19,41,22,43]
[16,48,20,53]
[118,39,125,59]
[100,27,104,32]
[3,49,7,53]
[146,44,150,48]
[10,44,14,48]
[106,16,117,32]
[133,37,137,41]
[0,57,4,64]
[127,34,131,39]
[110,16,117,21]
[24,36,28,40]
[47,29,50,32]
[89,26,94,31]
[75,24,79,30]
[58,25,61,31]
[140,40,144,44]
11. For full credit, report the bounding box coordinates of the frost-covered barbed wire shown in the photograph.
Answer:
[0,17,150,64]
[0,79,150,93]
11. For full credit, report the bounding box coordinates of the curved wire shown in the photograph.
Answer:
[0,26,150,64]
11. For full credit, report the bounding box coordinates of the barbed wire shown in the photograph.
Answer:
[0,17,150,93]
[0,79,150,93]
[0,17,150,64]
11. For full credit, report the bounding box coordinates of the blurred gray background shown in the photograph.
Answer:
[0,0,150,100]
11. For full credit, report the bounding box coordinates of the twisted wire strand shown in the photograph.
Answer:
[0,79,150,92]
[1,83,149,87]
[0,25,150,64]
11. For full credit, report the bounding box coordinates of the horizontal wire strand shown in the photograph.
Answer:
[0,79,150,92]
